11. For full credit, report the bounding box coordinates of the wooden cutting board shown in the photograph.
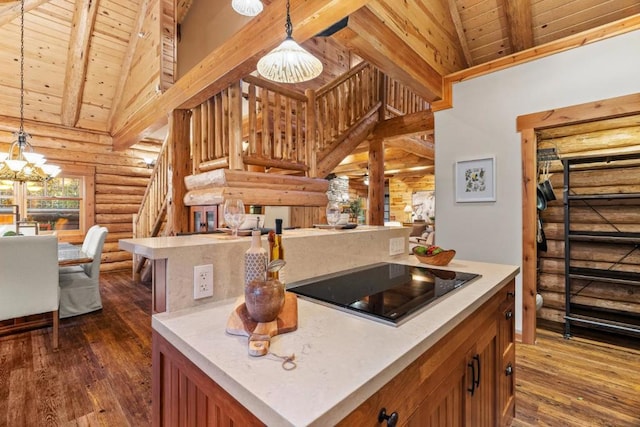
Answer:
[226,292,298,356]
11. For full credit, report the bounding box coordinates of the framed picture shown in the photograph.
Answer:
[455,156,496,202]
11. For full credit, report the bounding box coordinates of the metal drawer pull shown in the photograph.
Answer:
[505,310,513,320]
[505,363,513,376]
[378,408,398,427]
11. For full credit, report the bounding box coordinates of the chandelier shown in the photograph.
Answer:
[231,0,263,17]
[256,0,323,84]
[0,0,60,183]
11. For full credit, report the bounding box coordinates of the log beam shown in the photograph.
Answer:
[503,0,534,52]
[371,110,434,140]
[332,7,442,102]
[61,0,99,127]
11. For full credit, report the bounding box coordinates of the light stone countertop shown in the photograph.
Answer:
[119,225,393,259]
[153,257,519,426]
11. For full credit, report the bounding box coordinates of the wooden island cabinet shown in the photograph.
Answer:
[152,274,516,426]
[338,279,515,427]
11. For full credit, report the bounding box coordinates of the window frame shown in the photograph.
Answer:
[1,164,95,239]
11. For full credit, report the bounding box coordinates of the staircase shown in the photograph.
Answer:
[132,61,431,272]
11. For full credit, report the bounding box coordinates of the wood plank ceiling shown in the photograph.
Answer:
[0,0,638,182]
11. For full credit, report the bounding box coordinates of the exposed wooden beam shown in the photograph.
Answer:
[60,0,99,127]
[333,7,442,102]
[385,136,434,160]
[159,0,176,92]
[446,0,472,67]
[503,0,534,52]
[371,110,434,140]
[112,0,371,150]
[108,0,149,132]
[0,0,49,28]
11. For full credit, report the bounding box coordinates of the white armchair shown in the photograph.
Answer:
[59,226,108,318]
[0,235,59,349]
[408,223,435,252]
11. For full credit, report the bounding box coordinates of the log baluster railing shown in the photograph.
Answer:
[132,134,171,274]
[315,62,381,154]
[242,75,310,172]
[133,135,171,240]
[385,77,431,117]
[191,76,311,175]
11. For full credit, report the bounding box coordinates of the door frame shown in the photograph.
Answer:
[516,93,640,344]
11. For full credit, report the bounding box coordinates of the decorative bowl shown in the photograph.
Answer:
[412,247,456,266]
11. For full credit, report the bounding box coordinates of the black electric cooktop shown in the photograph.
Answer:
[288,262,481,326]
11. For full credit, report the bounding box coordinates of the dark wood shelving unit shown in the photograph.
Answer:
[563,152,640,339]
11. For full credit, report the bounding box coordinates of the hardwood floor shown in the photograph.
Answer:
[512,324,640,427]
[1,272,638,426]
[0,271,152,426]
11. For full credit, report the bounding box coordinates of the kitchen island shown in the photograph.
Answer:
[152,257,519,426]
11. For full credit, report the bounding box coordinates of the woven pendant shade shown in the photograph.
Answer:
[256,0,323,84]
[257,38,323,83]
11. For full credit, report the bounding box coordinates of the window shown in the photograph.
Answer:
[27,176,82,232]
[0,165,94,236]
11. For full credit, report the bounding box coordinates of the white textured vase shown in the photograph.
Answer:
[244,230,267,286]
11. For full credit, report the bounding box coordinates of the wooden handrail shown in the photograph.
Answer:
[243,75,308,102]
[133,134,171,239]
[316,61,369,97]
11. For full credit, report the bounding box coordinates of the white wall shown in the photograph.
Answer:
[434,30,640,333]
[177,1,250,78]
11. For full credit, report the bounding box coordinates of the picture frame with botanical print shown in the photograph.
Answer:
[455,156,496,202]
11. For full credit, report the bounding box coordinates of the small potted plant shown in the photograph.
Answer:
[349,199,362,223]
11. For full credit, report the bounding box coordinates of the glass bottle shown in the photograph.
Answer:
[268,218,285,284]
[244,230,267,286]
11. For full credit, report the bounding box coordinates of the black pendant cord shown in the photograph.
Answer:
[19,0,25,135]
[285,0,292,39]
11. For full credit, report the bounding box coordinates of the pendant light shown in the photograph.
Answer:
[0,0,60,183]
[231,0,263,17]
[257,0,323,84]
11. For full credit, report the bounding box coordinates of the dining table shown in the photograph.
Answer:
[58,243,93,266]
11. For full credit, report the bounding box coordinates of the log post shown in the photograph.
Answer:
[166,109,192,235]
[368,72,387,226]
[228,80,244,170]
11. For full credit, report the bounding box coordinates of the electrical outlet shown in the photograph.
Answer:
[193,264,214,299]
[389,237,405,256]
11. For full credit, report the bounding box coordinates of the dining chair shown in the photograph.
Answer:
[58,226,108,318]
[0,235,59,349]
[59,224,100,275]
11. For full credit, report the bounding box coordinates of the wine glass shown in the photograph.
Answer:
[326,202,341,229]
[223,198,246,238]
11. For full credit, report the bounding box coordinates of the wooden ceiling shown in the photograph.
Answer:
[0,0,638,182]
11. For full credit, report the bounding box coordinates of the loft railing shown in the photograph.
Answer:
[191,77,312,175]
[314,62,382,154]
[385,77,430,117]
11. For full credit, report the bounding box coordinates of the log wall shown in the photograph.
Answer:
[0,117,160,272]
[388,175,435,222]
[537,123,640,324]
